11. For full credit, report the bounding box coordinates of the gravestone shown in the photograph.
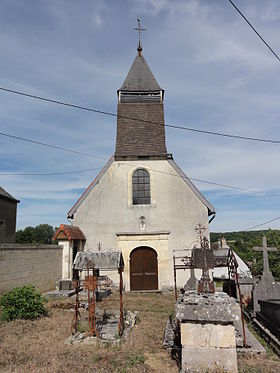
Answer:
[252,235,280,313]
[176,291,238,373]
[183,267,197,291]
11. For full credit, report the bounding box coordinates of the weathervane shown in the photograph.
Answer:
[134,18,146,55]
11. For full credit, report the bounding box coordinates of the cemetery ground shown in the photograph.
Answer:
[0,292,280,373]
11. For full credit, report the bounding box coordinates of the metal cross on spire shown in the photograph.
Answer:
[134,18,146,55]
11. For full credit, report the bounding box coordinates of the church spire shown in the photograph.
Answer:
[115,31,167,160]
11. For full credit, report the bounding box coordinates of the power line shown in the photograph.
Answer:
[119,163,258,194]
[227,0,280,63]
[0,167,102,176]
[0,131,107,161]
[0,128,259,193]
[245,216,280,231]
[189,177,258,194]
[1,86,280,144]
[0,129,259,193]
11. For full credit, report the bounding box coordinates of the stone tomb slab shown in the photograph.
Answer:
[176,291,238,373]
[66,309,138,344]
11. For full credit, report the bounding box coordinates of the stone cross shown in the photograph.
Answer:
[253,235,277,275]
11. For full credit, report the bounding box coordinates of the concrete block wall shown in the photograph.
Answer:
[0,244,63,294]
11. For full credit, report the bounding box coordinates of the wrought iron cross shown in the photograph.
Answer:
[195,223,207,243]
[253,235,277,275]
[134,18,146,54]
[193,224,215,293]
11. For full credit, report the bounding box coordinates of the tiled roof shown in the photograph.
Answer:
[0,186,20,203]
[53,224,86,241]
[119,54,162,92]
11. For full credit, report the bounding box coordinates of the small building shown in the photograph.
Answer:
[0,186,20,243]
[212,237,251,280]
[53,224,86,280]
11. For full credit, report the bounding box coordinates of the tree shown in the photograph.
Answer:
[16,224,56,245]
[210,229,280,281]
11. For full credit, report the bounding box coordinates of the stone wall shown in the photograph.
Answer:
[0,244,63,294]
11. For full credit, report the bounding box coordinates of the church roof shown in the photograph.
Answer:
[119,54,163,92]
[168,159,215,216]
[0,186,20,203]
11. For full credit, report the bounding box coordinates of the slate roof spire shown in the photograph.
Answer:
[115,23,167,160]
[118,53,163,93]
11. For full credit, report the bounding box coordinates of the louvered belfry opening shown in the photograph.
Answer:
[115,52,167,160]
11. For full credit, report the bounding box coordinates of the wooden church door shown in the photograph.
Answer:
[130,247,158,291]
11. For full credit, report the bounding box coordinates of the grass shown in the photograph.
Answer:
[238,321,280,373]
[0,291,279,372]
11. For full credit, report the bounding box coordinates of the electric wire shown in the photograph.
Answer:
[0,167,102,176]
[1,133,277,230]
[0,131,107,161]
[0,130,259,193]
[227,0,280,63]
[1,87,280,144]
[245,216,280,231]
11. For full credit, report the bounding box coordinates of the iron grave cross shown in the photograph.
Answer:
[253,235,277,275]
[134,18,146,54]
[193,224,215,293]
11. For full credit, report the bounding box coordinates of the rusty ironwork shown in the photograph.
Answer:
[173,255,178,301]
[84,262,99,337]
[71,255,125,338]
[228,248,246,347]
[118,267,124,336]
[195,236,215,294]
[71,279,81,335]
[173,224,228,296]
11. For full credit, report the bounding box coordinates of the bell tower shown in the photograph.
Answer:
[115,20,168,160]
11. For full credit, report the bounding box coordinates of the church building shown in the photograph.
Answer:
[55,40,215,291]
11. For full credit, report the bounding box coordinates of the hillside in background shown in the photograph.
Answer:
[210,229,280,281]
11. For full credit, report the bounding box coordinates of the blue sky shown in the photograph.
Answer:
[1,0,280,232]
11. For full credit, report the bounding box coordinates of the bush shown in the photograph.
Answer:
[0,285,48,321]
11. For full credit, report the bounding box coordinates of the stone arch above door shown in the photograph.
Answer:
[130,246,158,291]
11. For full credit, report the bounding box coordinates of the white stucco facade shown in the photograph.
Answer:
[71,158,213,290]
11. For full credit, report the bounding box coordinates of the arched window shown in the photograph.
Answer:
[132,168,151,205]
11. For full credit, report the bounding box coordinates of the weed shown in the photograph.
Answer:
[92,354,102,362]
[77,321,88,333]
[0,285,47,321]
[125,353,145,368]
[247,322,276,358]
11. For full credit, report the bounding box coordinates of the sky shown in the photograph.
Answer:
[0,0,280,232]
